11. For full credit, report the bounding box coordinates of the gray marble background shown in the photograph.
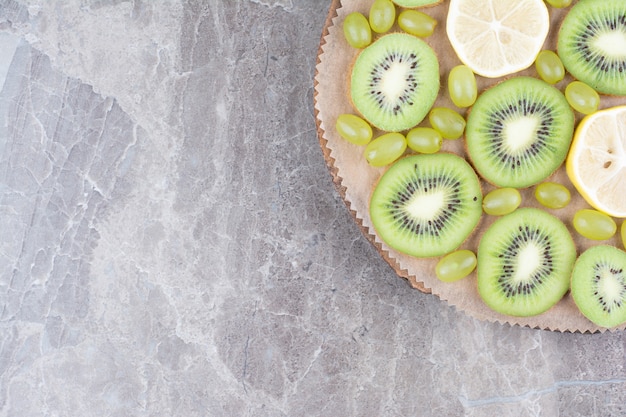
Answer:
[0,1,625,416]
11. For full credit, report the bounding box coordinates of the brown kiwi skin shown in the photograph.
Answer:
[368,152,484,260]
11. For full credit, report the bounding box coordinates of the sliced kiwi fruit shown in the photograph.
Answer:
[392,0,441,7]
[350,33,439,132]
[558,0,626,96]
[465,77,574,189]
[369,153,482,258]
[571,245,626,328]
[477,208,576,317]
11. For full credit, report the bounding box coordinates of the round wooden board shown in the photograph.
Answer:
[313,0,626,333]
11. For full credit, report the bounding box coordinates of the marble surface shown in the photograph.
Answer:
[0,1,625,416]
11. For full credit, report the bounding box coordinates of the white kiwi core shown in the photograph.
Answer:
[596,267,626,307]
[380,62,411,104]
[406,190,444,220]
[512,244,541,284]
[503,116,541,154]
[593,31,626,59]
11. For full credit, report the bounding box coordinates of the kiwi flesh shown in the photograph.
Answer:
[477,208,576,317]
[571,245,626,328]
[369,153,482,258]
[558,0,626,96]
[350,33,439,132]
[465,77,574,189]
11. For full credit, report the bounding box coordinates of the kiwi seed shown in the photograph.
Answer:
[369,153,482,258]
[350,33,440,132]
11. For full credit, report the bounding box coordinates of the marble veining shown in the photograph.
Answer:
[0,1,625,416]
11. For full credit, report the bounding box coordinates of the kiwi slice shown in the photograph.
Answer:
[392,0,441,7]
[558,0,626,96]
[465,77,574,189]
[571,245,626,328]
[350,33,440,132]
[369,153,482,258]
[477,208,576,317]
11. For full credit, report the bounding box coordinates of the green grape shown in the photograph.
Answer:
[448,65,477,108]
[343,12,372,49]
[397,10,437,38]
[364,132,407,167]
[406,127,442,154]
[535,50,565,85]
[573,209,617,240]
[336,114,373,146]
[429,107,466,140]
[482,188,522,216]
[545,0,572,7]
[621,220,626,250]
[534,182,571,209]
[369,0,396,34]
[435,249,477,282]
[565,81,600,115]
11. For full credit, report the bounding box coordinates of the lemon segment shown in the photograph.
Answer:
[446,0,550,78]
[566,106,626,218]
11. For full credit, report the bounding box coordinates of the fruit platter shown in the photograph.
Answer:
[314,0,626,332]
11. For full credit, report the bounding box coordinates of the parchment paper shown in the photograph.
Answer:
[314,0,626,333]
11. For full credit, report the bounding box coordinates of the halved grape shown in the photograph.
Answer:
[429,107,466,140]
[369,0,396,34]
[397,10,437,38]
[448,65,477,108]
[535,50,565,85]
[343,12,372,49]
[482,188,522,216]
[565,81,600,115]
[573,209,617,240]
[535,182,571,209]
[406,127,442,154]
[622,221,626,250]
[436,249,477,282]
[336,114,373,146]
[364,132,407,167]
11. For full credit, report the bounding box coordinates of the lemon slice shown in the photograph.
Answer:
[446,0,550,78]
[567,106,626,218]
